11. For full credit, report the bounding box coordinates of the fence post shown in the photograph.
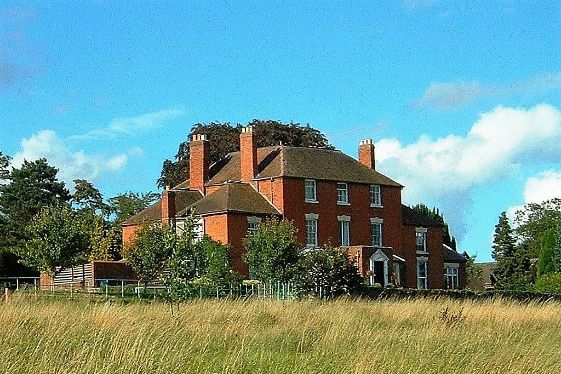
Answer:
[105,283,108,298]
[70,282,73,299]
[4,287,9,302]
[16,277,19,291]
[216,286,219,299]
[121,280,125,298]
[34,278,37,295]
[137,281,140,299]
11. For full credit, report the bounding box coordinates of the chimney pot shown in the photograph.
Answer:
[240,126,257,182]
[358,139,375,170]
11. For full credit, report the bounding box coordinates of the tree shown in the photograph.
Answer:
[293,246,363,297]
[72,179,108,215]
[463,252,483,287]
[193,237,238,286]
[125,223,173,286]
[537,228,560,276]
[244,218,301,283]
[0,151,9,181]
[158,120,334,188]
[492,211,523,290]
[17,204,89,276]
[108,191,159,224]
[514,199,561,258]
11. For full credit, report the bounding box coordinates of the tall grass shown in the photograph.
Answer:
[2,295,561,373]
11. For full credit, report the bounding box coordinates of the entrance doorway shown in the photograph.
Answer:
[373,261,385,287]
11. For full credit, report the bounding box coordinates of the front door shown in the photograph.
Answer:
[373,260,385,287]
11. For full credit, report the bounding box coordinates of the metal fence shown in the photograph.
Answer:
[1,277,303,301]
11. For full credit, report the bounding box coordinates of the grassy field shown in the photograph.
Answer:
[2,295,561,374]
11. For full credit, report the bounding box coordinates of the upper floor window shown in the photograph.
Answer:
[247,216,261,236]
[445,265,459,289]
[336,182,349,204]
[370,217,383,247]
[417,258,428,289]
[305,179,317,202]
[305,213,318,248]
[416,228,428,252]
[338,215,350,246]
[370,185,381,206]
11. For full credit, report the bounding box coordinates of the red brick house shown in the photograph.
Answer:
[123,127,467,289]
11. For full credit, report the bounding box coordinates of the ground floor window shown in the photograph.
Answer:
[338,215,350,246]
[305,213,318,248]
[392,262,401,287]
[445,266,459,289]
[417,258,428,289]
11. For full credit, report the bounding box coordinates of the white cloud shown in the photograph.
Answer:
[71,107,186,140]
[376,103,561,237]
[11,130,139,184]
[523,171,561,204]
[414,72,561,110]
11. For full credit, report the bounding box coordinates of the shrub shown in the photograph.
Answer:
[534,272,561,294]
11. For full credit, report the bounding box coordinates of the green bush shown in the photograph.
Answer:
[534,272,561,294]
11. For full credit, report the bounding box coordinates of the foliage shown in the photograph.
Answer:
[107,191,159,224]
[534,272,561,294]
[17,204,90,276]
[243,218,301,283]
[537,228,560,276]
[514,198,561,258]
[463,252,483,286]
[72,179,108,215]
[193,237,239,286]
[158,120,334,188]
[0,151,9,181]
[126,223,173,284]
[292,246,363,297]
[87,214,122,261]
[492,211,520,289]
[410,203,457,249]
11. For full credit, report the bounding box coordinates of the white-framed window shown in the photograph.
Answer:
[304,179,317,202]
[370,217,383,247]
[247,216,261,236]
[445,264,459,289]
[417,258,428,289]
[193,217,204,243]
[305,213,318,247]
[416,228,428,253]
[336,182,349,204]
[338,215,350,246]
[370,184,381,206]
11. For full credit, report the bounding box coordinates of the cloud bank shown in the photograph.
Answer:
[11,130,138,185]
[414,72,561,110]
[376,103,561,237]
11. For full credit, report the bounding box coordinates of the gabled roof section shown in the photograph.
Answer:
[207,146,402,187]
[180,182,280,216]
[122,190,203,225]
[401,205,445,227]
[443,244,468,262]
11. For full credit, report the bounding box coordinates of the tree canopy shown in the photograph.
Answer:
[158,120,334,188]
[410,203,457,250]
[107,191,159,224]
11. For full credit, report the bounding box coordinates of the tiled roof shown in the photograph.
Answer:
[401,205,445,227]
[122,190,203,225]
[207,146,402,187]
[179,182,280,216]
[443,245,467,262]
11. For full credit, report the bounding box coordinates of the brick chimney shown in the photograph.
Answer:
[359,139,375,170]
[189,134,209,193]
[161,186,176,227]
[240,126,257,182]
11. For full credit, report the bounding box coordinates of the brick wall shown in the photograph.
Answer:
[122,224,141,248]
[401,225,445,289]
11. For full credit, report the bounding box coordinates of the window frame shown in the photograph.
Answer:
[304,179,318,203]
[417,258,428,289]
[416,227,428,253]
[338,215,350,246]
[370,217,383,247]
[369,184,382,207]
[336,182,349,205]
[305,213,319,248]
[247,216,261,237]
[444,264,459,289]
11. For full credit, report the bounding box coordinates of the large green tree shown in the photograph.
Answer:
[108,191,159,224]
[18,204,90,276]
[492,211,526,290]
[158,120,334,188]
[243,218,301,283]
[514,199,561,258]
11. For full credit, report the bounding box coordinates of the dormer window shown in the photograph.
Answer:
[305,179,317,202]
[370,185,381,207]
[336,182,349,205]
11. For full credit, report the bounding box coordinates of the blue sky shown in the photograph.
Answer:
[2,0,561,262]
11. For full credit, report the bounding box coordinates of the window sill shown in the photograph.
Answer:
[370,204,383,208]
[305,199,319,204]
[337,202,350,206]
[416,251,429,255]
